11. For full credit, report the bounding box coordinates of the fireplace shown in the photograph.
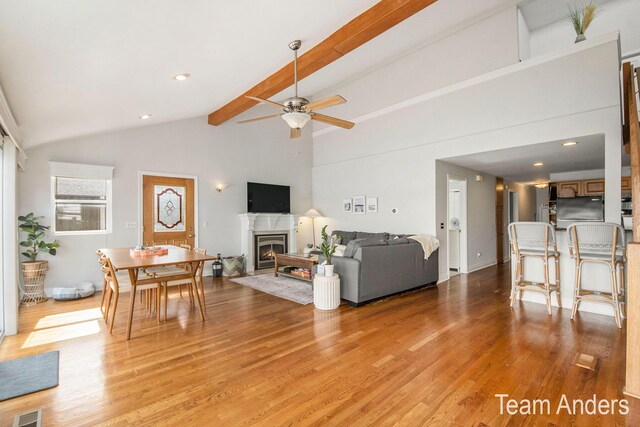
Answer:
[254,234,288,270]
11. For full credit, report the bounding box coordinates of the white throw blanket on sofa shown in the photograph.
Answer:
[408,235,440,259]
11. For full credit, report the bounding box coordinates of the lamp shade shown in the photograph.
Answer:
[303,208,323,218]
[282,112,311,129]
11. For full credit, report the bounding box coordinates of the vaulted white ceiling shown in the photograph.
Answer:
[1,0,529,148]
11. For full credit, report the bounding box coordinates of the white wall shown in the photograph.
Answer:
[312,7,520,135]
[18,113,313,290]
[530,0,640,57]
[312,33,622,284]
[517,8,531,60]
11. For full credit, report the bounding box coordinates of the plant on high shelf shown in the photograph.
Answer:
[19,213,60,281]
[569,2,599,43]
[316,225,340,276]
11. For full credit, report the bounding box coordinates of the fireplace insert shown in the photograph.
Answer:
[254,234,288,270]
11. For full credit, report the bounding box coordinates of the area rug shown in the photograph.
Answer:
[231,275,313,305]
[0,351,59,401]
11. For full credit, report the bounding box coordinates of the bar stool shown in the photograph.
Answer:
[508,222,561,314]
[567,222,626,328]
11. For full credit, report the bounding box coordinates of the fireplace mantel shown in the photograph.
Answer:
[239,213,300,273]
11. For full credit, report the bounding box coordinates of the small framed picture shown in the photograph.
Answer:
[353,196,366,214]
[366,197,378,213]
[343,198,352,213]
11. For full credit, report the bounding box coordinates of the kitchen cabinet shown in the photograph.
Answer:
[622,176,632,192]
[583,179,605,195]
[558,181,581,196]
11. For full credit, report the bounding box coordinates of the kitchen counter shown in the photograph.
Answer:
[511,229,633,317]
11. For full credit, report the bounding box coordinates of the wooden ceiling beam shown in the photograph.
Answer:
[208,0,438,126]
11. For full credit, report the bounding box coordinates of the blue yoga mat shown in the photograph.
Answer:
[0,351,59,401]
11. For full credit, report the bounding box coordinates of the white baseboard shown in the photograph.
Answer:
[438,273,450,284]
[467,260,497,273]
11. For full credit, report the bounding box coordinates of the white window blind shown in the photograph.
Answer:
[49,162,114,235]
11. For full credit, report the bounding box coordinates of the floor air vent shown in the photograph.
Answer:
[13,409,42,427]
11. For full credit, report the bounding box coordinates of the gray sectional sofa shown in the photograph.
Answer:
[318,230,439,306]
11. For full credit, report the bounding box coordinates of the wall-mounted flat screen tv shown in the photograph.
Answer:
[247,182,291,213]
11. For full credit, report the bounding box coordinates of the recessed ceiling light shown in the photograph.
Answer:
[139,114,152,120]
[533,162,544,167]
[173,73,191,81]
[563,141,578,146]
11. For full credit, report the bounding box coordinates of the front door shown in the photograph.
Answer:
[142,175,195,247]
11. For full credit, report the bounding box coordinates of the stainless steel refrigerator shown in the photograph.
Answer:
[556,196,604,229]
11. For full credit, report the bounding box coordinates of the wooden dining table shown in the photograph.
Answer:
[99,245,217,339]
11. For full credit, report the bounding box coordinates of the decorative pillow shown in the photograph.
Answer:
[356,232,389,240]
[334,244,347,257]
[332,230,356,245]
[344,238,387,258]
[388,237,409,245]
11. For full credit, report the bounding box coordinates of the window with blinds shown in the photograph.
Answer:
[52,177,111,233]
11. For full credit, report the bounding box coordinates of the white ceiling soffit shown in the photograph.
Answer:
[0,0,518,148]
[441,134,616,183]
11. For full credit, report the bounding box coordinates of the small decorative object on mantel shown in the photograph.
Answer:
[19,213,60,305]
[569,1,598,43]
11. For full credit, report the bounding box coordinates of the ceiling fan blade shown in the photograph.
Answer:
[245,95,284,110]
[290,128,301,139]
[237,114,281,124]
[304,95,346,111]
[311,113,355,129]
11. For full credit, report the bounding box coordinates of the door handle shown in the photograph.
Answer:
[188,234,194,238]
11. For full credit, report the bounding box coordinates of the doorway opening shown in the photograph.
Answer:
[447,176,468,277]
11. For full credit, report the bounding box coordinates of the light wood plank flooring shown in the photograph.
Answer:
[1,264,638,425]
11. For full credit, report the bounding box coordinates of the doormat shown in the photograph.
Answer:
[0,351,59,401]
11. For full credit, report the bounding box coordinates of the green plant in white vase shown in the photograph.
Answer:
[316,225,340,276]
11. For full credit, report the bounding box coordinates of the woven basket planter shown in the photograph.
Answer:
[21,261,49,305]
[222,256,245,277]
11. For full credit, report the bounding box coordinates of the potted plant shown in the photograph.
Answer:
[19,213,60,297]
[316,225,339,277]
[569,2,598,43]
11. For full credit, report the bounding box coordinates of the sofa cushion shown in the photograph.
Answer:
[388,237,409,245]
[344,238,388,258]
[356,232,389,241]
[389,234,410,240]
[332,230,356,245]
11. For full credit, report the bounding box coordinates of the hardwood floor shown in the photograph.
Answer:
[1,264,638,425]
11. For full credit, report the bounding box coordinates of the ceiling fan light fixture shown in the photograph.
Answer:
[282,111,311,129]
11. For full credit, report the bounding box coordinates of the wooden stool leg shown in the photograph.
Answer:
[571,262,581,320]
[555,256,562,308]
[109,288,119,334]
[610,265,622,328]
[544,259,551,315]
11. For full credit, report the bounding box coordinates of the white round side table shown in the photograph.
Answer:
[313,274,340,310]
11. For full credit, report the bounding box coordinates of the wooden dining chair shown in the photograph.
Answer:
[154,248,207,321]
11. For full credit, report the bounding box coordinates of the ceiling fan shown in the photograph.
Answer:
[237,40,355,139]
